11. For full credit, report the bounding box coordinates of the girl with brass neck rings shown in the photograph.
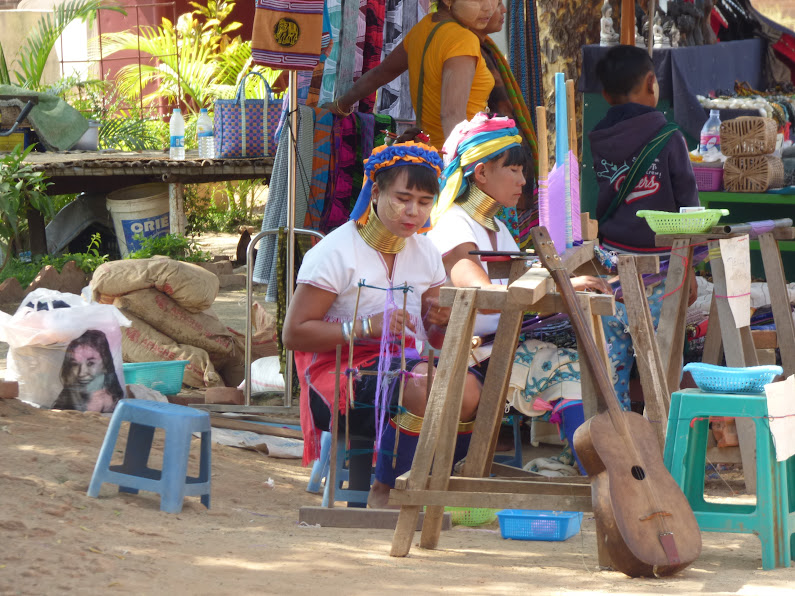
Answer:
[428,114,610,473]
[283,142,482,508]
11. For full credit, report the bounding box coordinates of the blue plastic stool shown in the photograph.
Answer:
[87,399,212,514]
[493,413,523,469]
[664,389,795,569]
[305,431,374,506]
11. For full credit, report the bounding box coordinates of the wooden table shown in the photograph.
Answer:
[22,150,274,253]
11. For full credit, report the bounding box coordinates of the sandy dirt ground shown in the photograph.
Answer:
[2,234,795,595]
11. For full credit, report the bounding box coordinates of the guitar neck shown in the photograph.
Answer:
[531,227,623,416]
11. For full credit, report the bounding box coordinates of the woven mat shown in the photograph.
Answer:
[22,150,274,170]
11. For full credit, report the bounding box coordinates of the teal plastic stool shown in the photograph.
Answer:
[87,399,212,513]
[664,389,795,569]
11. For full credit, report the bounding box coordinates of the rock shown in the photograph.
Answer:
[58,261,89,295]
[24,265,61,296]
[0,277,24,305]
[218,274,246,290]
[0,381,19,399]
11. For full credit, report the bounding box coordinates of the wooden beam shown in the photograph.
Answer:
[389,488,592,512]
[299,507,452,530]
[446,476,591,497]
[208,415,303,439]
[439,286,615,316]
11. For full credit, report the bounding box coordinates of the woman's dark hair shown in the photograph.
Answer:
[497,144,528,168]
[595,44,654,98]
[60,329,124,400]
[374,164,440,196]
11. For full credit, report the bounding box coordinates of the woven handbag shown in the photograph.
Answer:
[215,72,282,158]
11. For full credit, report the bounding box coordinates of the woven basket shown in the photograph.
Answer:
[724,155,784,192]
[720,117,777,156]
[0,103,27,131]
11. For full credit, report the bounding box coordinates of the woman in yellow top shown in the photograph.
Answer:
[323,0,496,148]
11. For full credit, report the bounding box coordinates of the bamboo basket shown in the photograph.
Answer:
[0,103,27,131]
[723,155,784,192]
[720,117,777,156]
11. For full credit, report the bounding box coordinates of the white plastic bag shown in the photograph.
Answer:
[0,289,130,410]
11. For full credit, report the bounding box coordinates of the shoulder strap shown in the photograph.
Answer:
[598,121,680,226]
[416,20,456,128]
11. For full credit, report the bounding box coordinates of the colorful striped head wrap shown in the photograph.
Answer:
[349,141,444,233]
[432,113,523,225]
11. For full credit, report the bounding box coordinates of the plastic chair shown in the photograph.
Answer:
[665,389,795,569]
[87,399,212,514]
[306,431,374,507]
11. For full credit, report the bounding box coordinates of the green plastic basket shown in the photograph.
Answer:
[445,507,498,527]
[122,360,188,395]
[636,209,729,235]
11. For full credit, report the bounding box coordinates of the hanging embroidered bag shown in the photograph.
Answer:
[251,0,324,72]
[214,72,282,158]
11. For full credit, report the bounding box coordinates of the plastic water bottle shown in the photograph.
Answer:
[169,108,185,160]
[699,109,721,155]
[197,108,215,159]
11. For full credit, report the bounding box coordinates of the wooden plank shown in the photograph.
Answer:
[758,232,795,377]
[438,287,615,316]
[390,289,477,557]
[559,241,600,272]
[578,298,609,419]
[446,477,591,497]
[505,268,554,304]
[419,290,482,549]
[617,256,669,449]
[490,462,592,482]
[632,255,660,275]
[701,292,723,365]
[209,415,303,440]
[485,258,532,281]
[751,330,778,350]
[299,507,452,530]
[390,489,592,512]
[656,239,693,394]
[756,349,777,365]
[460,302,524,479]
[191,404,300,415]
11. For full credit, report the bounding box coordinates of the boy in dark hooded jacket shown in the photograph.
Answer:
[590,45,699,254]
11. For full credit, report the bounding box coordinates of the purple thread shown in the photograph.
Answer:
[373,286,398,452]
[749,220,775,239]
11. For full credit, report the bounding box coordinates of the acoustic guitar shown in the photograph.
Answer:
[530,226,701,578]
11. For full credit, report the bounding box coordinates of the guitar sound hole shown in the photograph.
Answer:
[631,465,646,480]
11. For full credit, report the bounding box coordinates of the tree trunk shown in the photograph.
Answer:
[536,0,623,166]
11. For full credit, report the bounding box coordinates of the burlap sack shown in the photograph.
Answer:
[121,312,223,388]
[114,289,234,359]
[91,258,219,313]
[221,302,280,387]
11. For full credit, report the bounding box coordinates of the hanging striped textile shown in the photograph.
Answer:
[359,0,386,112]
[377,0,423,120]
[304,108,335,230]
[319,0,342,105]
[509,0,543,130]
[335,0,362,102]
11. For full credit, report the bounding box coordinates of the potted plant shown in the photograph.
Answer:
[0,144,56,272]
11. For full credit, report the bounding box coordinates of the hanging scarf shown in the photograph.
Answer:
[483,36,539,179]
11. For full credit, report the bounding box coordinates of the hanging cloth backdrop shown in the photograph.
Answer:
[509,0,543,130]
[252,0,326,71]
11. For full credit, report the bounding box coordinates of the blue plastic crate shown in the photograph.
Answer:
[683,362,782,394]
[122,361,188,395]
[496,509,583,541]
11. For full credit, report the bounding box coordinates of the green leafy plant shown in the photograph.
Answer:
[126,233,212,262]
[0,232,109,288]
[0,145,56,273]
[98,0,281,112]
[0,0,124,91]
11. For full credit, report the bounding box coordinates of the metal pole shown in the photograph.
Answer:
[285,70,299,407]
[245,228,323,408]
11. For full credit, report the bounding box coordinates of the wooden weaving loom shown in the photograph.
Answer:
[386,227,670,562]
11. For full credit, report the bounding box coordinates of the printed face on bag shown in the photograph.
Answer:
[63,345,104,386]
